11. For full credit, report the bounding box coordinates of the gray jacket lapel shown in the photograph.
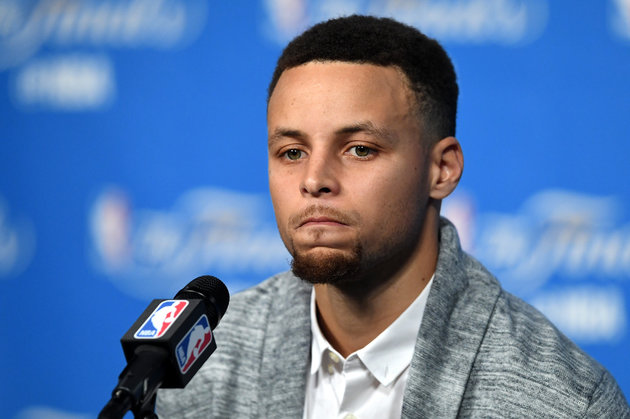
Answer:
[260,274,312,418]
[402,218,502,418]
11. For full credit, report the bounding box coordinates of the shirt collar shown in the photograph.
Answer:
[309,275,434,386]
[309,289,331,375]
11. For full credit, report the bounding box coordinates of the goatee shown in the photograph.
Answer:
[291,245,362,285]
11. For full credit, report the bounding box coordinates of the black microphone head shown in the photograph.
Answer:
[175,275,230,329]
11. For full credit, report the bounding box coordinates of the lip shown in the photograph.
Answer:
[299,216,347,228]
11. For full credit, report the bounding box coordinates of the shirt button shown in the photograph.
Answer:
[328,352,340,363]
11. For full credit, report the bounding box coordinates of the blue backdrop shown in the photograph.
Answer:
[1,1,629,417]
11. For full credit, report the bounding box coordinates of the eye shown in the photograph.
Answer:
[349,145,373,158]
[283,149,303,160]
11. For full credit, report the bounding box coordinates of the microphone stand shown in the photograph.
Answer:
[99,346,167,419]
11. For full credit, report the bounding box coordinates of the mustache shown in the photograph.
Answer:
[289,205,358,229]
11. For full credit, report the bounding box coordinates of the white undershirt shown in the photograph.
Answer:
[303,276,434,419]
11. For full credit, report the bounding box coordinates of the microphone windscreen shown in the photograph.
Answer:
[175,275,230,329]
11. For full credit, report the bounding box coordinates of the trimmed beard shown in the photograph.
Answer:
[291,244,362,285]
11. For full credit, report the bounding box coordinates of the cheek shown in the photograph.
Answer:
[269,172,295,244]
[270,197,294,253]
[269,185,287,227]
[268,168,288,206]
[360,167,427,229]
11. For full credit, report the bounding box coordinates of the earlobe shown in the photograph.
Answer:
[429,136,464,200]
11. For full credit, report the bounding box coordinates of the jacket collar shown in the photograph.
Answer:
[402,218,501,418]
[260,273,312,418]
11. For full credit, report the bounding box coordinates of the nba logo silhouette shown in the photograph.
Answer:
[134,300,189,339]
[176,315,212,374]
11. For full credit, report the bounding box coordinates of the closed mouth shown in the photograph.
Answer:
[299,216,347,227]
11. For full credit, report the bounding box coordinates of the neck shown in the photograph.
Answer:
[314,209,440,357]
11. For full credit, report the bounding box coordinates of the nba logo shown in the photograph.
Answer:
[176,315,213,374]
[134,300,189,339]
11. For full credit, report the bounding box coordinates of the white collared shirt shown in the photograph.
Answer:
[303,276,434,419]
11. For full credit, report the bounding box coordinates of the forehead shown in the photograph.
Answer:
[267,62,416,128]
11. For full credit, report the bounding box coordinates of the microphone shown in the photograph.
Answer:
[99,276,230,419]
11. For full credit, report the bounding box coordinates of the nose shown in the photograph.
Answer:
[300,152,340,197]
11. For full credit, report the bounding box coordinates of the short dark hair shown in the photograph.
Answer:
[268,15,458,140]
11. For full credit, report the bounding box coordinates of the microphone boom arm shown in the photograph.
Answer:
[99,345,168,419]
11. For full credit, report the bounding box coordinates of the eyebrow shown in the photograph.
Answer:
[268,121,396,146]
[334,121,396,144]
[268,128,305,146]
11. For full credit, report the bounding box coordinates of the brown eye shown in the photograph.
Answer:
[285,149,302,160]
[351,145,372,157]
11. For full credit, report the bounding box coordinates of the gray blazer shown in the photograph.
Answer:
[157,219,630,418]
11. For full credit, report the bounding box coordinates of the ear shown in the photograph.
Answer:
[428,136,464,200]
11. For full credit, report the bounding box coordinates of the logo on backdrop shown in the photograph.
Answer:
[134,300,189,339]
[444,189,629,343]
[263,0,549,45]
[176,314,212,374]
[13,407,91,419]
[0,196,36,279]
[610,0,630,40]
[89,186,290,299]
[9,54,116,110]
[0,0,208,110]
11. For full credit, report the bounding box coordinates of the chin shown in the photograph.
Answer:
[291,245,362,285]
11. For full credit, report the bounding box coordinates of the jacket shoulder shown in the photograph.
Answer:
[462,286,630,417]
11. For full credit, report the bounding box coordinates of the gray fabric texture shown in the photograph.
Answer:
[156,218,630,418]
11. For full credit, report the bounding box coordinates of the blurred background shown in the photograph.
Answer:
[1,0,629,417]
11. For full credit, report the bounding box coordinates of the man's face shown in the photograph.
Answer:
[267,62,432,284]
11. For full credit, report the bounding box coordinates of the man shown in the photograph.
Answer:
[157,15,630,418]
